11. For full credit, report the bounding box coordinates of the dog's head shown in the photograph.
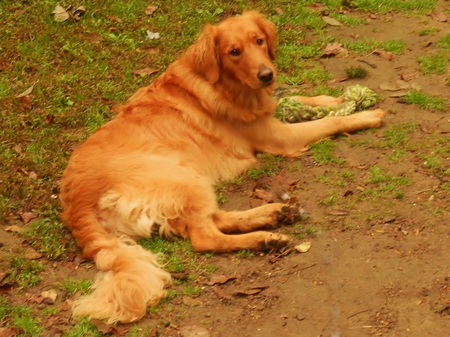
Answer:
[186,11,277,89]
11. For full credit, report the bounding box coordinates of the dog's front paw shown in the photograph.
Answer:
[360,109,387,128]
[260,233,290,251]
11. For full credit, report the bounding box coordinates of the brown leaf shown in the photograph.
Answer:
[322,16,341,26]
[90,319,128,336]
[145,5,158,16]
[420,122,437,134]
[211,285,233,300]
[233,286,269,296]
[400,71,420,82]
[107,15,122,22]
[307,3,327,11]
[132,67,158,76]
[17,95,32,109]
[171,272,188,280]
[71,6,86,21]
[20,211,38,224]
[145,328,158,337]
[145,47,158,54]
[24,247,43,260]
[205,274,238,286]
[83,32,104,43]
[0,328,24,337]
[180,326,210,337]
[182,296,201,306]
[29,171,38,180]
[325,209,349,216]
[253,189,275,203]
[4,225,24,233]
[45,114,55,125]
[41,289,58,303]
[373,49,394,61]
[431,12,447,22]
[327,76,348,84]
[321,42,348,58]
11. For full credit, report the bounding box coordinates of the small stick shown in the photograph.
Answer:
[347,309,370,319]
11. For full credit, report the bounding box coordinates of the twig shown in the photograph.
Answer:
[358,59,377,68]
[347,309,370,319]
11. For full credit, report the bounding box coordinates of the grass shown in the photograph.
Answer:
[419,51,449,75]
[310,139,345,165]
[0,0,449,335]
[346,66,368,79]
[404,90,448,111]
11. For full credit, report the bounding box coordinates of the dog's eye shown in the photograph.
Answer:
[256,39,264,45]
[229,49,241,56]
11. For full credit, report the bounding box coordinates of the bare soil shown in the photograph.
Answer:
[1,8,450,337]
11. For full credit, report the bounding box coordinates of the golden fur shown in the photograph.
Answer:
[60,11,386,324]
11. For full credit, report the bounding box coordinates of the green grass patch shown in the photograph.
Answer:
[344,38,406,55]
[437,35,450,50]
[343,0,437,13]
[419,52,449,75]
[404,90,447,111]
[310,139,345,165]
[364,166,410,199]
[247,154,284,178]
[6,255,45,289]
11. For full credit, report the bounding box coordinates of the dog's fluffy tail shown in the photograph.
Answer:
[72,233,171,324]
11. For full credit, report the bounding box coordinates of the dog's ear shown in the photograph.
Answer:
[185,23,220,83]
[245,11,277,60]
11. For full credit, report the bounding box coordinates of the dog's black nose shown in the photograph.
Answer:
[257,67,274,83]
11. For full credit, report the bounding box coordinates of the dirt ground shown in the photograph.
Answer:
[2,7,450,337]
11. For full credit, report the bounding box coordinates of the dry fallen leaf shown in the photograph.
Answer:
[233,286,269,296]
[389,91,409,98]
[16,84,34,98]
[307,3,328,11]
[83,32,104,43]
[45,114,55,125]
[400,71,420,82]
[20,212,38,224]
[205,274,238,286]
[145,5,158,16]
[322,42,349,58]
[4,225,24,233]
[24,247,43,260]
[41,289,58,303]
[180,325,210,337]
[182,296,201,306]
[52,5,70,22]
[132,67,158,76]
[211,285,233,300]
[90,319,128,336]
[431,12,447,22]
[106,15,122,22]
[0,327,24,337]
[253,188,276,203]
[17,95,32,109]
[325,209,349,216]
[373,49,395,61]
[322,16,341,26]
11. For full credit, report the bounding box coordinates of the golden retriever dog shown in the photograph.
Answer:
[60,11,386,324]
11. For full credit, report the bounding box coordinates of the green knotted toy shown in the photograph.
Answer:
[276,85,379,123]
